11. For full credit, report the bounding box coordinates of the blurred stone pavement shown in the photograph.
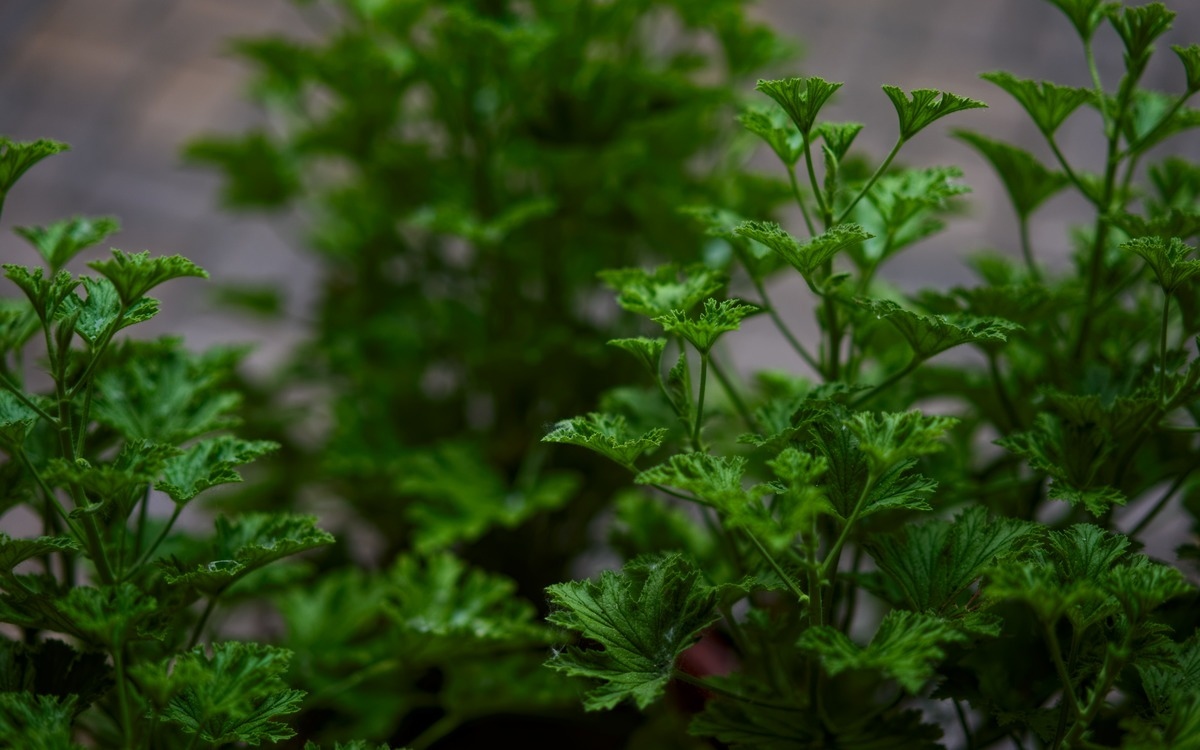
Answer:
[0,1,1197,548]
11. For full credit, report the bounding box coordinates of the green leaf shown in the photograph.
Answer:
[48,440,178,516]
[546,554,719,711]
[0,536,80,578]
[847,410,958,474]
[1138,633,1200,717]
[1174,44,1200,92]
[858,166,971,261]
[755,76,843,134]
[609,490,716,564]
[1105,557,1192,622]
[1109,3,1175,72]
[1047,482,1127,516]
[183,131,300,209]
[1046,0,1119,41]
[635,453,753,508]
[734,221,871,280]
[543,413,666,468]
[2,266,77,323]
[868,507,1040,613]
[0,390,40,453]
[159,514,334,595]
[861,298,1019,359]
[1117,89,1200,152]
[0,693,81,750]
[797,610,968,693]
[398,442,579,551]
[13,217,119,273]
[953,130,1070,218]
[738,105,802,165]
[55,584,159,649]
[598,264,727,319]
[384,553,548,662]
[156,436,279,504]
[92,340,243,444]
[87,250,207,307]
[814,121,865,162]
[655,298,758,352]
[0,138,68,195]
[57,277,159,345]
[144,642,304,746]
[608,337,667,379]
[1124,236,1200,292]
[882,86,986,142]
[980,72,1093,135]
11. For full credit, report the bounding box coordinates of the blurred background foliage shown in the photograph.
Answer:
[186,0,792,745]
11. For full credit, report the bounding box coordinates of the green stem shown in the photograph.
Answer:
[709,353,758,433]
[692,352,709,449]
[801,134,831,229]
[409,713,463,750]
[1160,293,1171,402]
[1044,134,1092,205]
[954,698,976,750]
[787,164,818,238]
[1121,90,1193,158]
[745,530,808,605]
[114,646,134,749]
[1017,214,1040,282]
[749,274,821,372]
[0,371,58,424]
[850,355,921,408]
[184,730,201,750]
[188,596,219,650]
[836,137,903,225]
[1129,461,1198,539]
[986,351,1022,432]
[672,670,797,711]
[128,504,182,577]
[821,472,876,580]
[1044,620,1082,749]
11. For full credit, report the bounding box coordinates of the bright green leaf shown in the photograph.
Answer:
[635,453,752,508]
[156,436,279,504]
[814,121,865,161]
[848,410,959,473]
[598,264,727,319]
[2,266,77,323]
[655,298,758,353]
[738,105,802,165]
[755,77,843,134]
[882,86,986,142]
[0,138,68,195]
[1046,0,1119,41]
[862,298,1019,359]
[1124,236,1200,292]
[1109,3,1176,72]
[608,337,666,379]
[57,277,159,345]
[953,130,1070,218]
[0,693,81,750]
[734,221,871,279]
[980,72,1093,135]
[87,250,207,307]
[13,217,119,272]
[543,413,667,468]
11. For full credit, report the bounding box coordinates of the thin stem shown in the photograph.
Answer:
[801,134,831,228]
[745,530,809,605]
[129,504,183,577]
[1129,462,1198,539]
[749,274,821,372]
[0,371,59,424]
[836,137,903,225]
[850,355,921,409]
[1044,135,1093,205]
[821,473,876,580]
[1160,293,1171,402]
[954,698,975,750]
[672,670,797,711]
[986,351,1022,432]
[1120,90,1193,158]
[1017,214,1040,282]
[188,596,219,650]
[114,647,133,749]
[409,714,462,750]
[787,164,817,237]
[709,353,758,433]
[1044,620,1083,749]
[692,352,709,449]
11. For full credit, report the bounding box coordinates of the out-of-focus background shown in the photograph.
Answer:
[2,0,1196,369]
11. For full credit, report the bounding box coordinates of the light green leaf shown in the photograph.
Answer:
[156,436,279,504]
[57,277,159,345]
[2,266,77,323]
[0,138,68,195]
[159,514,334,595]
[862,298,1019,358]
[87,250,207,307]
[734,221,871,280]
[797,610,967,693]
[848,410,958,474]
[738,105,802,165]
[858,166,971,260]
[655,298,758,353]
[755,76,843,134]
[953,130,1070,218]
[980,72,1093,135]
[1124,236,1200,292]
[13,216,119,272]
[543,413,667,469]
[868,507,1040,612]
[384,553,548,662]
[635,453,753,508]
[882,86,986,142]
[598,264,727,319]
[814,121,865,162]
[608,337,666,378]
[399,442,579,551]
[546,554,719,711]
[1117,89,1200,152]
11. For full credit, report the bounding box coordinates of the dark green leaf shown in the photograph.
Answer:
[847,410,959,472]
[738,105,802,165]
[546,554,718,711]
[55,584,159,649]
[1109,3,1175,71]
[0,138,68,195]
[1174,44,1200,92]
[0,693,81,750]
[0,536,79,578]
[881,86,987,142]
[57,277,159,345]
[608,337,667,379]
[1046,0,1119,41]
[861,298,1019,359]
[1124,236,1200,292]
[814,121,865,162]
[635,453,753,508]
[2,266,76,323]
